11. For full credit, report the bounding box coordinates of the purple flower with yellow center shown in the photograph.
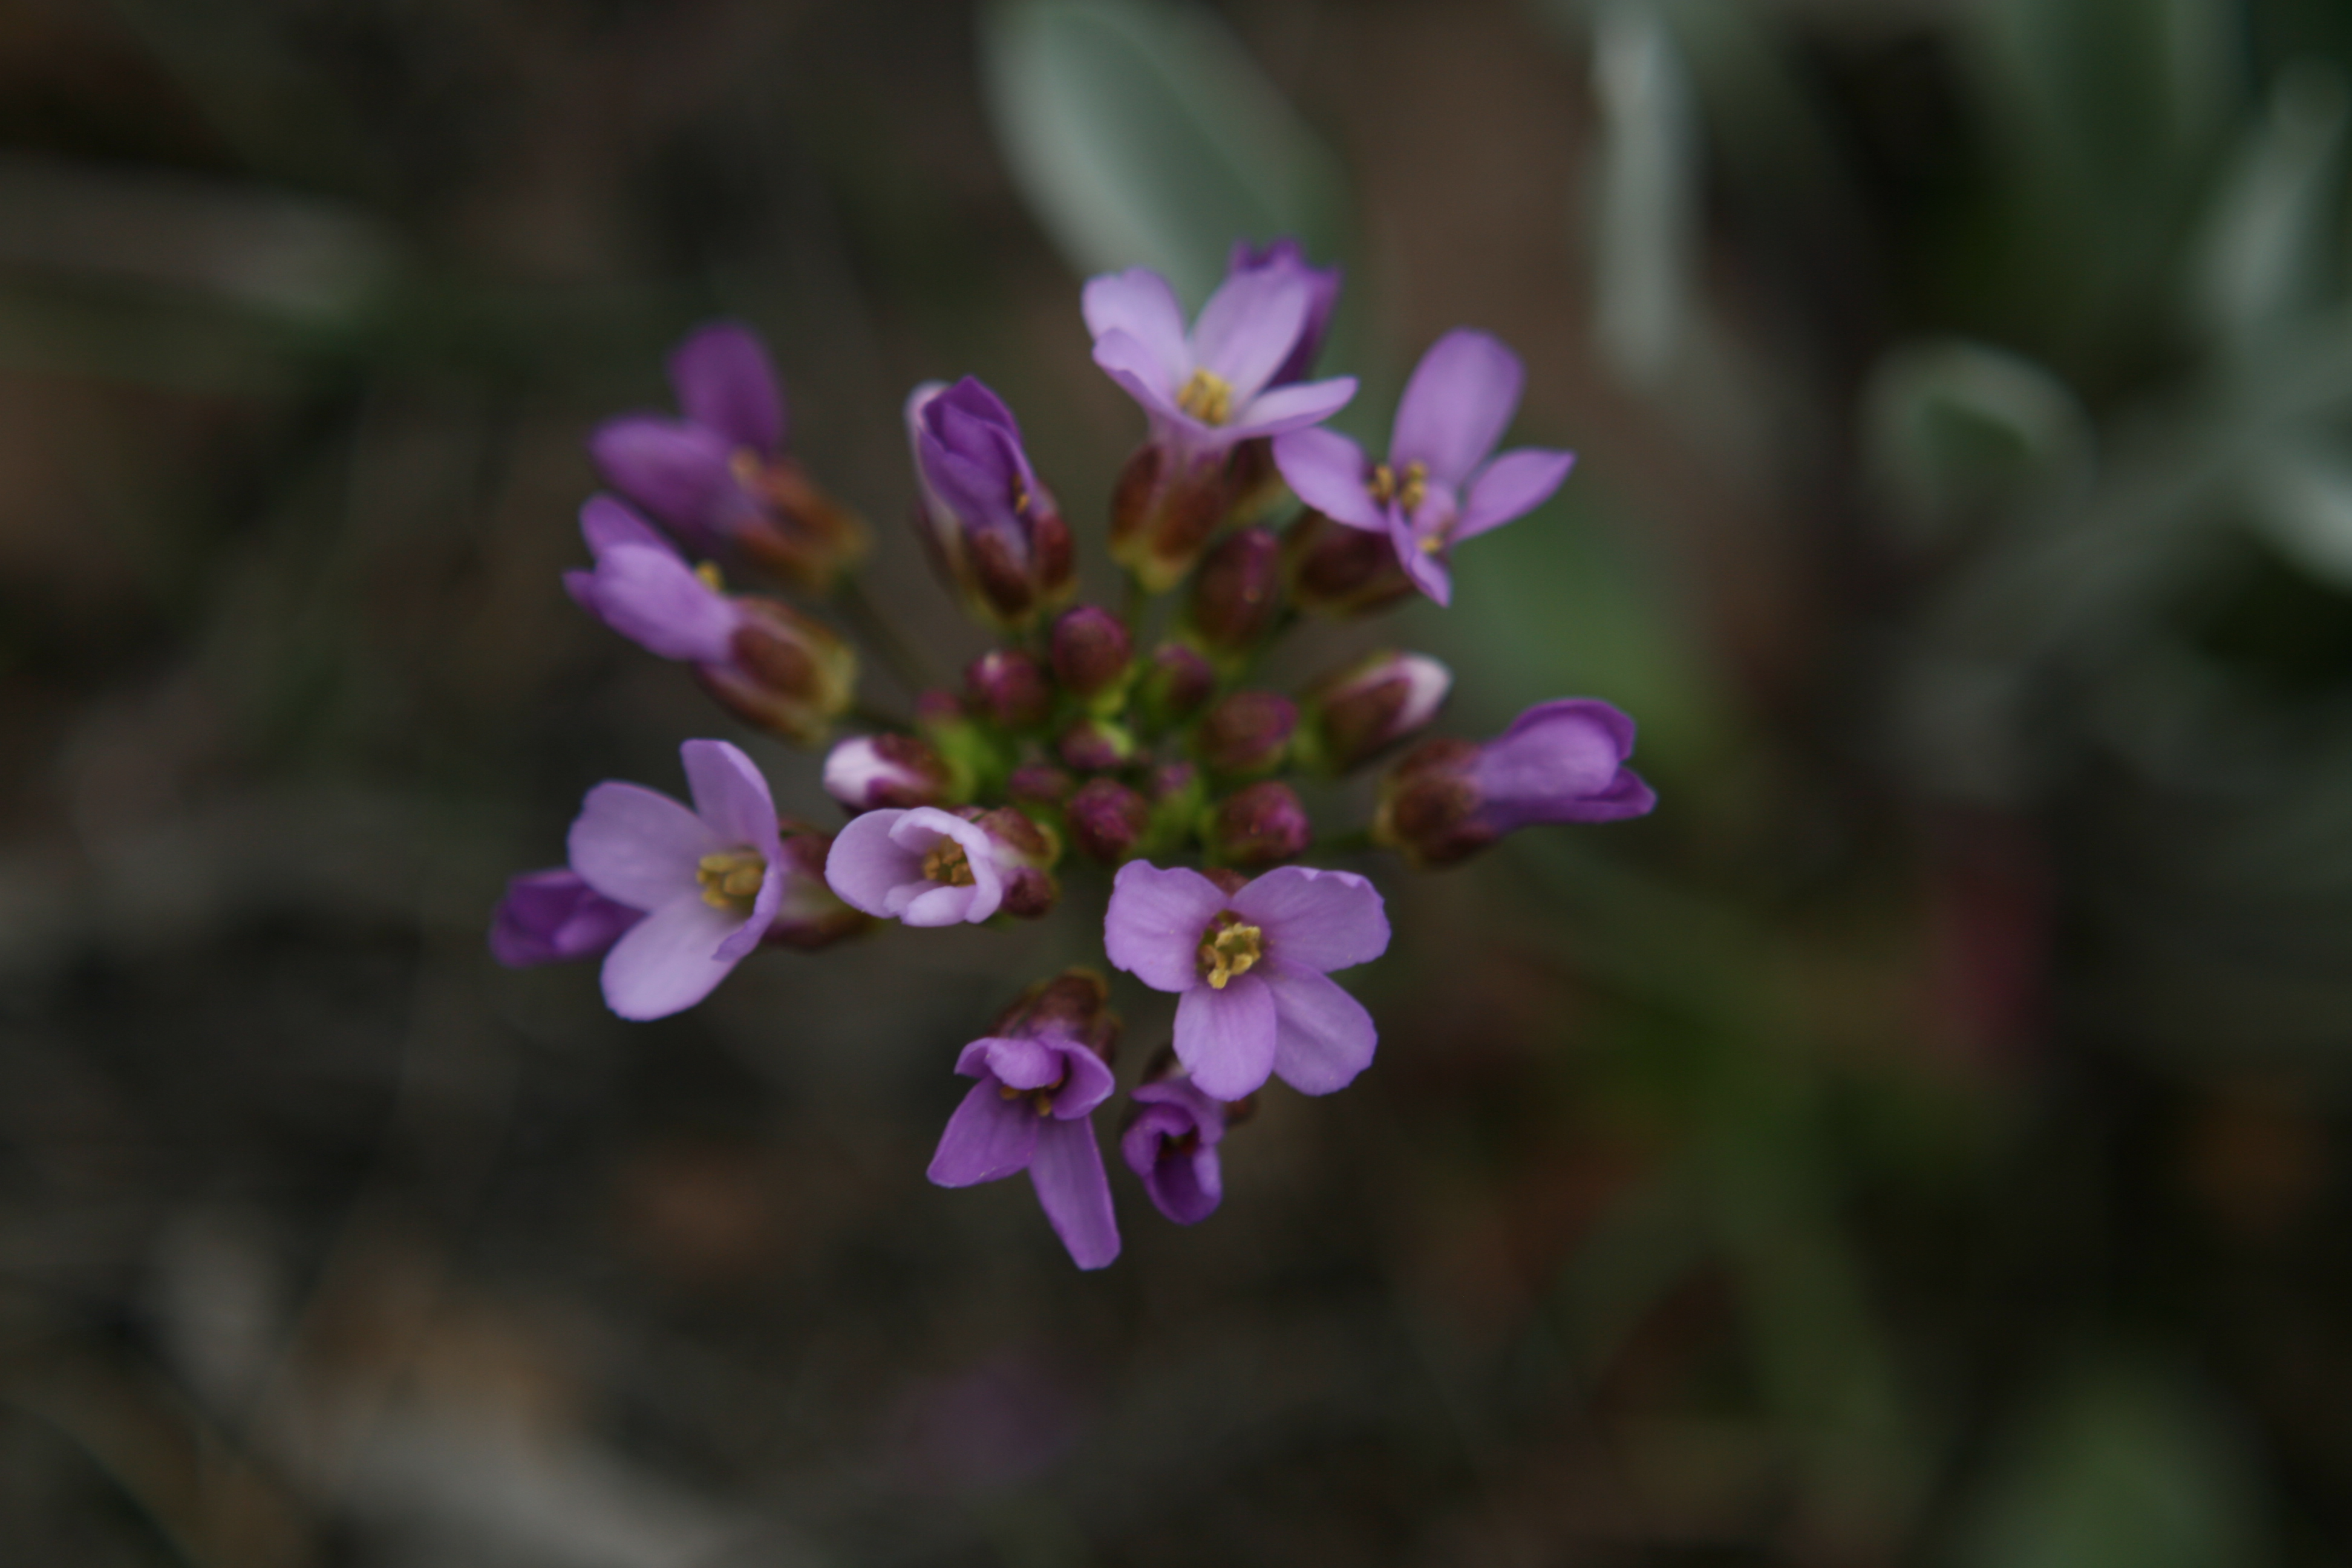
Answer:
[909,377,1074,629]
[564,740,802,1020]
[1272,329,1573,607]
[1103,863,1388,1100]
[928,971,1122,1270]
[1226,237,1342,387]
[1376,698,1655,867]
[589,321,866,592]
[1120,1073,1228,1225]
[826,806,1014,926]
[488,869,641,968]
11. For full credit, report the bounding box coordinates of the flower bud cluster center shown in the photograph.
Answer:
[696,848,767,910]
[1197,913,1265,990]
[924,841,978,887]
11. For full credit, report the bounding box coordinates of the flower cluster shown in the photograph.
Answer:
[492,241,1655,1269]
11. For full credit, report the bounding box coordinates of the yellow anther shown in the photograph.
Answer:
[1177,368,1235,426]
[693,561,727,592]
[696,848,767,911]
[923,841,978,887]
[1367,460,1428,512]
[1196,913,1265,990]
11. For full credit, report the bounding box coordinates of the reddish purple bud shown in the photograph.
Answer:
[692,598,859,748]
[966,650,1053,730]
[1050,605,1134,704]
[1282,509,1414,618]
[1194,691,1296,777]
[1206,781,1311,867]
[1057,716,1137,773]
[1109,442,1236,593]
[823,733,957,810]
[991,968,1121,1060]
[1298,651,1452,773]
[731,457,870,593]
[1184,526,1281,656]
[1008,762,1077,809]
[1136,642,1215,732]
[1375,699,1655,867]
[971,805,1061,918]
[1066,779,1151,864]
[762,828,876,949]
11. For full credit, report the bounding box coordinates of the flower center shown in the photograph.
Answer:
[1196,912,1264,990]
[923,840,978,886]
[1367,460,1428,512]
[1177,368,1235,426]
[693,560,726,592]
[696,848,767,911]
[999,1070,1064,1116]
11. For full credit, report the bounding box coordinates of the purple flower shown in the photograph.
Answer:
[1273,329,1573,606]
[1103,863,1388,1100]
[909,377,1074,628]
[488,869,641,967]
[1121,1074,1227,1225]
[1082,265,1356,464]
[564,740,793,1020]
[1376,698,1655,867]
[826,806,1013,926]
[1227,237,1342,387]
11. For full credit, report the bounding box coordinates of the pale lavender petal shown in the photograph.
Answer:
[1092,330,1186,419]
[587,417,740,537]
[1388,510,1452,606]
[598,895,748,1020]
[824,809,924,916]
[1477,699,1655,829]
[1272,427,1382,530]
[1174,974,1278,1100]
[928,1079,1041,1186]
[568,782,718,909]
[1454,448,1575,541]
[1391,329,1524,487]
[681,739,781,856]
[711,856,785,964]
[1191,267,1308,401]
[668,321,785,454]
[1029,1119,1120,1270]
[1263,963,1377,1095]
[1103,861,1230,993]
[1230,866,1390,973]
[897,880,993,926]
[887,811,1005,924]
[1082,269,1190,387]
[572,545,740,663]
[965,1035,1060,1090]
[1226,376,1357,442]
[579,494,672,555]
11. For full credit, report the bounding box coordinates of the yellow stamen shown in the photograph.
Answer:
[923,841,977,887]
[1177,368,1235,426]
[1197,912,1265,990]
[696,848,767,911]
[693,560,726,592]
[1367,460,1428,512]
[996,1076,1063,1116]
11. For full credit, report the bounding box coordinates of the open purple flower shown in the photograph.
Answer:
[1377,698,1656,867]
[488,869,641,967]
[1121,1074,1227,1224]
[1272,329,1573,606]
[826,806,1012,926]
[1083,265,1356,464]
[1103,863,1388,1100]
[1227,238,1341,388]
[564,740,794,1020]
[909,377,1074,628]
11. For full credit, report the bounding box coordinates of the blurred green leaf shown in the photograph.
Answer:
[1589,2,1699,388]
[1864,339,2094,543]
[979,0,1350,305]
[2190,60,2348,347]
[2246,438,2352,587]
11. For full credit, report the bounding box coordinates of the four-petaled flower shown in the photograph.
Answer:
[1272,328,1573,606]
[1104,863,1390,1100]
[826,806,1012,926]
[929,1031,1120,1270]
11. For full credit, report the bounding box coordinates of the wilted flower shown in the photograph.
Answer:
[909,377,1075,629]
[488,870,640,968]
[1376,698,1655,867]
[1120,1070,1229,1225]
[1273,329,1573,606]
[1297,651,1451,773]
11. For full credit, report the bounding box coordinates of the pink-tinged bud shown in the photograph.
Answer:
[965,649,1053,730]
[971,805,1060,918]
[1184,526,1281,658]
[907,378,1075,629]
[1057,716,1137,773]
[1297,651,1452,773]
[1050,604,1134,705]
[1008,762,1076,809]
[1206,781,1311,868]
[1135,642,1215,733]
[823,733,957,810]
[1109,443,1238,593]
[1374,699,1655,867]
[1066,778,1151,864]
[762,827,877,949]
[991,968,1120,1060]
[694,598,858,747]
[1194,691,1296,777]
[1283,509,1414,618]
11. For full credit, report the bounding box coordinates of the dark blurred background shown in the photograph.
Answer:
[7,0,2352,1562]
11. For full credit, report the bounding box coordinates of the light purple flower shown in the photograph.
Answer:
[1377,698,1655,867]
[1272,328,1574,606]
[488,869,641,967]
[1227,237,1342,387]
[929,1033,1119,1270]
[908,377,1074,627]
[1082,265,1356,463]
[1103,863,1389,1100]
[825,806,1010,926]
[1120,1075,1227,1225]
[564,740,791,1020]
[588,322,786,557]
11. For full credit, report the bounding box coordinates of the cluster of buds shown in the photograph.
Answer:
[492,240,1654,1269]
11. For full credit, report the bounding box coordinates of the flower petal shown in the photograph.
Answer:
[1175,975,1278,1100]
[1229,866,1390,973]
[572,544,740,663]
[598,895,747,1020]
[1227,376,1357,443]
[668,321,786,454]
[713,855,786,964]
[928,1078,1040,1186]
[1047,1045,1116,1120]
[681,739,780,855]
[1103,861,1230,993]
[898,881,995,926]
[568,782,717,909]
[579,494,671,555]
[1091,329,1185,421]
[1391,328,1524,487]
[587,416,740,539]
[1082,269,1190,388]
[824,809,923,916]
[1191,266,1307,402]
[1272,427,1382,530]
[1388,509,1453,606]
[1264,963,1378,1094]
[964,1035,1060,1089]
[1454,448,1575,541]
[1029,1119,1120,1270]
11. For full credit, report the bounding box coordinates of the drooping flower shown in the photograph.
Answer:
[908,377,1075,629]
[826,805,1054,926]
[1376,698,1656,867]
[1272,329,1573,606]
[564,496,855,745]
[1103,863,1388,1100]
[563,739,808,1019]
[1120,1071,1229,1225]
[1226,237,1342,388]
[588,321,866,591]
[488,869,641,967]
[927,971,1122,1270]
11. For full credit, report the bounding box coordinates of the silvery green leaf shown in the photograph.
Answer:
[2189,61,2348,348]
[1863,339,2094,543]
[2244,440,2352,588]
[1589,2,1697,388]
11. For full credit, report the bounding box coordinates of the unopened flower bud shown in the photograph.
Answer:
[733,459,870,593]
[1374,699,1655,867]
[1194,691,1296,777]
[1050,605,1134,705]
[1296,651,1452,773]
[823,733,957,810]
[1057,716,1137,773]
[1008,762,1076,809]
[1109,443,1238,593]
[1184,526,1280,659]
[972,805,1060,918]
[965,649,1053,731]
[1283,509,1414,618]
[1135,642,1215,733]
[1146,762,1205,851]
[1206,781,1311,867]
[991,968,1120,1060]
[1066,778,1151,864]
[762,827,876,949]
[489,869,639,967]
[694,597,858,746]
[908,378,1075,629]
